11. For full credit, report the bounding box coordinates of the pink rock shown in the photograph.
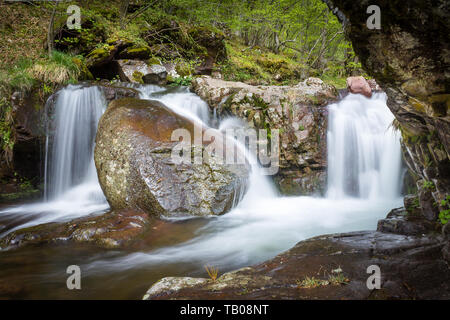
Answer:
[346,76,372,98]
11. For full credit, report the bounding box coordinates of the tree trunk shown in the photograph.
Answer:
[47,5,57,57]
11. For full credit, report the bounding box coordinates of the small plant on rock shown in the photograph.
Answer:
[204,265,219,281]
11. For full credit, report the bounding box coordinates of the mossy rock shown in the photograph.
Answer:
[72,57,94,80]
[176,61,194,77]
[86,45,116,67]
[118,45,152,60]
[132,71,144,84]
[147,56,162,65]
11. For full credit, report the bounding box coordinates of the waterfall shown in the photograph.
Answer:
[1,83,405,276]
[45,85,106,200]
[135,84,277,206]
[326,92,402,200]
[0,86,109,235]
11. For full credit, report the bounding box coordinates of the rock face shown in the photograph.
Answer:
[116,60,152,83]
[142,65,168,85]
[324,0,450,228]
[94,98,249,217]
[192,76,338,195]
[143,217,450,300]
[346,76,372,98]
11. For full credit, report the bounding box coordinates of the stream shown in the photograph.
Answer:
[0,84,403,299]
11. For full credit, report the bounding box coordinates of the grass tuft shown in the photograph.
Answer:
[204,265,219,281]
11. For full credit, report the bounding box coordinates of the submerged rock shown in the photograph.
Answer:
[192,76,338,195]
[94,98,249,217]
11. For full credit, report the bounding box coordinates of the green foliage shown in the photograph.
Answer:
[439,195,450,225]
[423,180,435,191]
[170,76,193,86]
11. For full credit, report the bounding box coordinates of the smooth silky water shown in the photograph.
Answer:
[0,85,403,299]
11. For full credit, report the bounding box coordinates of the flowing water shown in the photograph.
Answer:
[0,84,403,299]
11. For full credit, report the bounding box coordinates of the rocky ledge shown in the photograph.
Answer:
[143,208,450,300]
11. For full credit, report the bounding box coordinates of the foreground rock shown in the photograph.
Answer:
[0,209,152,250]
[192,76,338,195]
[144,217,450,300]
[95,98,249,217]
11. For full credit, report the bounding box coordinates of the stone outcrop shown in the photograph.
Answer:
[94,98,250,217]
[143,211,450,300]
[142,65,168,85]
[323,0,450,229]
[192,76,338,195]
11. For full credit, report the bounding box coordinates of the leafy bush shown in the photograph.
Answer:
[170,76,193,86]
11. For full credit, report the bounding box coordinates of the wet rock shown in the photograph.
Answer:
[0,209,152,250]
[94,98,250,217]
[143,65,168,85]
[367,79,381,92]
[346,76,372,98]
[143,230,449,300]
[192,76,338,195]
[95,82,140,102]
[377,207,430,235]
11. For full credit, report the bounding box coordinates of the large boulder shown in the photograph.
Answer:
[94,98,249,217]
[192,76,338,195]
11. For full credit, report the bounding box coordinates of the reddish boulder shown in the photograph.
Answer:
[346,76,372,98]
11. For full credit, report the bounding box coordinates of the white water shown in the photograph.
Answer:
[327,93,402,199]
[0,85,109,234]
[86,91,403,272]
[0,85,403,273]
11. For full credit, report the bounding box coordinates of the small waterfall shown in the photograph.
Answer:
[326,92,403,199]
[135,84,277,208]
[45,85,106,200]
[0,85,109,235]
[137,85,211,125]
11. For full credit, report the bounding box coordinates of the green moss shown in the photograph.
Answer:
[132,71,144,84]
[175,61,195,77]
[147,56,162,65]
[120,45,151,59]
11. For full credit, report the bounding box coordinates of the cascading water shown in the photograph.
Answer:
[327,92,403,200]
[0,84,405,298]
[0,85,109,234]
[85,91,404,274]
[45,85,106,200]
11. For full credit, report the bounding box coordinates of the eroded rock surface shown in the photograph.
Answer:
[94,98,249,217]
